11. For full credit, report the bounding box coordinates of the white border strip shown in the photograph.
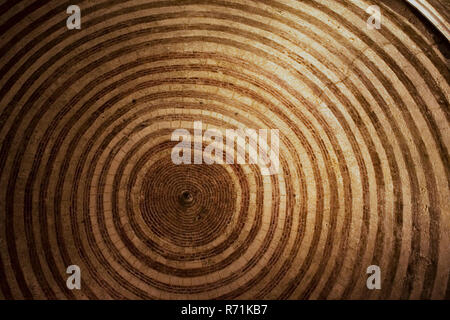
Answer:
[406,0,450,41]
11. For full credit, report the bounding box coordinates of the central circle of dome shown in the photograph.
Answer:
[139,159,236,247]
[179,190,194,206]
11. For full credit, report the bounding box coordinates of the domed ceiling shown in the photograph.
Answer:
[0,0,448,299]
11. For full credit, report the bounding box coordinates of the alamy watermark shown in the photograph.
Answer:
[171,121,279,176]
[66,265,81,290]
[66,5,81,30]
[366,5,382,30]
[66,4,381,31]
[366,265,381,290]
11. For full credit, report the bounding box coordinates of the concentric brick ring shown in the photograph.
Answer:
[139,161,236,247]
[0,0,448,300]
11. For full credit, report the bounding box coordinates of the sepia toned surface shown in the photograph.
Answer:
[0,0,448,299]
[406,0,450,39]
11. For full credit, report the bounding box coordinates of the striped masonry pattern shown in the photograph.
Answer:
[0,0,449,299]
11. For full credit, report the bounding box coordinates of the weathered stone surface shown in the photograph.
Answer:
[0,0,448,300]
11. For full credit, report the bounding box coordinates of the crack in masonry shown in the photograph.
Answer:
[316,45,372,105]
